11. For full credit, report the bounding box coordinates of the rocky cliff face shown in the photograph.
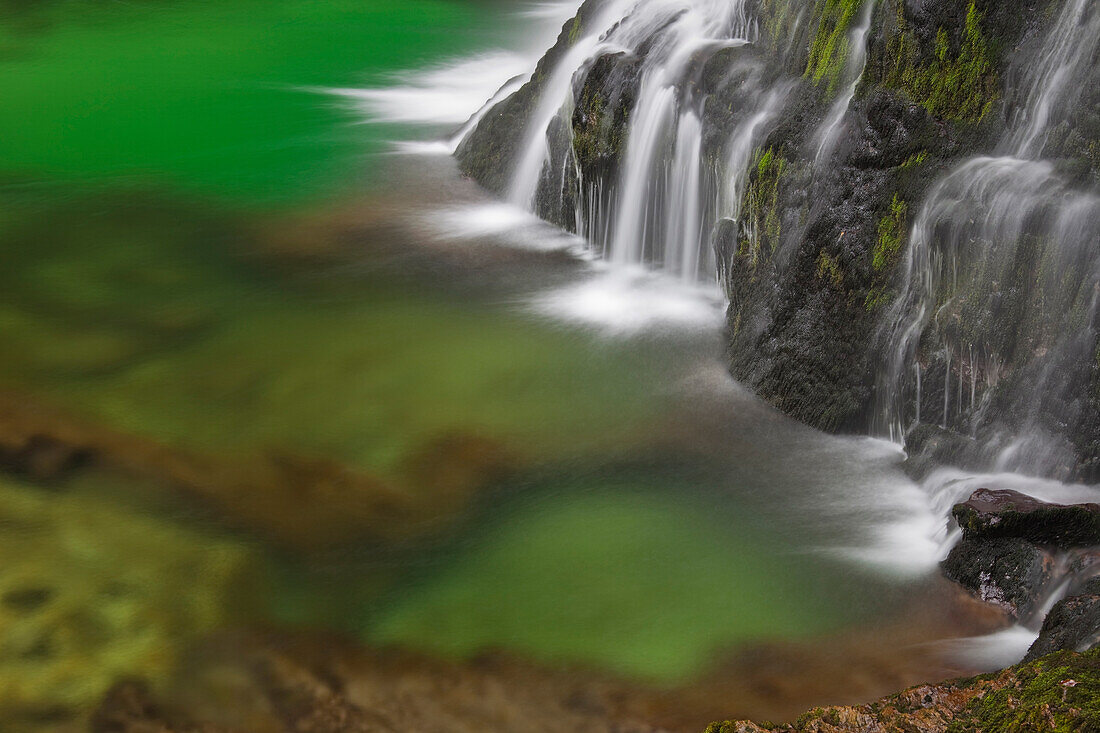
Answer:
[456,0,1100,481]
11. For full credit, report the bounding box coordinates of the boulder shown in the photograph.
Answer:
[952,488,1100,547]
[1025,578,1100,661]
[940,535,1054,620]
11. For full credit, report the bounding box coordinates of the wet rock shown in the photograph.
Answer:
[1025,580,1100,662]
[940,535,1053,619]
[952,488,1100,547]
[252,652,390,733]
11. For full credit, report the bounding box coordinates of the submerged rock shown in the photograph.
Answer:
[92,680,236,733]
[952,488,1100,547]
[0,476,260,728]
[940,535,1053,620]
[0,391,517,551]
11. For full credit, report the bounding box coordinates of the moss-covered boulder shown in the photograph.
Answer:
[952,488,1100,548]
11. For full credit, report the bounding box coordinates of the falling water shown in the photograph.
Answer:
[507,10,622,208]
[872,0,1100,471]
[474,0,802,285]
[665,111,705,277]
[812,0,875,167]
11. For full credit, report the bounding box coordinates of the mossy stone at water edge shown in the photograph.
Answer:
[1026,591,1100,662]
[707,648,1100,732]
[952,488,1100,548]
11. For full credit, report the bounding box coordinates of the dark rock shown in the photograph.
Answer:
[952,488,1100,548]
[1025,591,1100,661]
[940,535,1053,620]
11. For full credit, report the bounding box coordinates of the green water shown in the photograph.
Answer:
[368,483,844,682]
[0,193,664,479]
[0,0,509,205]
[0,2,916,724]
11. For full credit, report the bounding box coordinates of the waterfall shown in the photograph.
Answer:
[812,0,875,167]
[506,5,625,208]
[480,0,785,285]
[665,111,705,278]
[872,0,1100,474]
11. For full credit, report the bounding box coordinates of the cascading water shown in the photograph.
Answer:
[812,0,874,167]
[472,0,810,285]
[873,0,1100,473]
[359,0,1100,669]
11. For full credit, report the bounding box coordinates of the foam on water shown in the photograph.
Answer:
[529,268,725,335]
[326,53,532,126]
[420,202,587,251]
[938,626,1041,671]
[328,1,581,145]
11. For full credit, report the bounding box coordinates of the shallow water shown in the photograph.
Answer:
[0,1,1039,729]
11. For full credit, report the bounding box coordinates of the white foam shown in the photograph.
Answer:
[419,203,586,253]
[939,626,1039,672]
[528,268,724,335]
[326,53,532,126]
[392,140,455,156]
[327,0,580,137]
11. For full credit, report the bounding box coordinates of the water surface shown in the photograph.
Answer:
[0,2,1003,729]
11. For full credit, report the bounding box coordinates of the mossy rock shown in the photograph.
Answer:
[708,648,1100,732]
[952,488,1100,548]
[1026,591,1100,662]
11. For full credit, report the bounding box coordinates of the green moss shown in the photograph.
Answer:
[708,650,1100,733]
[865,194,907,311]
[738,147,788,268]
[759,0,799,52]
[881,0,997,123]
[804,0,864,94]
[873,194,907,271]
[816,251,844,287]
[899,150,928,169]
[572,92,606,164]
[568,15,581,44]
[948,650,1100,732]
